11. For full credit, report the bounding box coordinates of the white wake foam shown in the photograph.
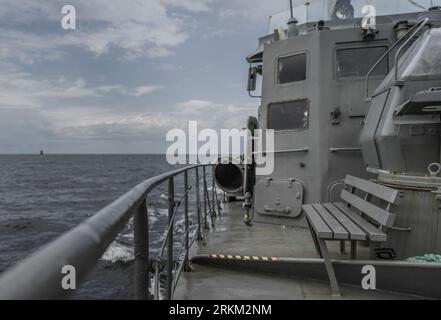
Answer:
[101,242,134,263]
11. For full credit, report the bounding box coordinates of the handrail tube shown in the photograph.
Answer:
[0,164,208,300]
[329,147,362,153]
[205,174,215,228]
[202,166,209,230]
[158,175,204,258]
[365,18,429,99]
[253,147,309,154]
[171,178,221,299]
[154,264,160,300]
[172,231,198,298]
[394,18,429,81]
[156,166,218,299]
[195,167,202,241]
[184,171,189,271]
[134,199,149,300]
[175,226,197,263]
[211,167,216,217]
[166,178,174,300]
[215,184,222,214]
[158,198,182,257]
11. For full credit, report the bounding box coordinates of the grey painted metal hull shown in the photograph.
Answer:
[192,255,441,299]
[386,186,441,259]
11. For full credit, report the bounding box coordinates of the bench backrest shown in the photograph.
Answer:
[341,175,399,228]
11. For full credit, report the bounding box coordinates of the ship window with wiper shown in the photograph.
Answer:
[268,99,309,131]
[336,46,389,78]
[278,53,307,84]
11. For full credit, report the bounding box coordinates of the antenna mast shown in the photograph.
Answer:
[289,0,294,19]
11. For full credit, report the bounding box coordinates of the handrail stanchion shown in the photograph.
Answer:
[207,175,215,228]
[213,165,222,214]
[154,265,160,300]
[205,166,214,227]
[195,167,203,241]
[166,177,175,300]
[202,166,209,229]
[134,199,149,300]
[211,166,217,217]
[215,187,221,215]
[183,171,190,271]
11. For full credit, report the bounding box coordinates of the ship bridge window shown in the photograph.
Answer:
[268,99,309,131]
[336,46,388,78]
[278,53,307,84]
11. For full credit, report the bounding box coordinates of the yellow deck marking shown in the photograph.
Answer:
[208,254,281,262]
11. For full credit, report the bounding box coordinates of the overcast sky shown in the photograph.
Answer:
[0,0,294,154]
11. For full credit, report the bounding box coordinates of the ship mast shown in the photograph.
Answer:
[289,0,294,19]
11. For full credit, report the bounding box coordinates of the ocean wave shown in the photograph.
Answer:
[101,242,134,263]
[155,208,168,216]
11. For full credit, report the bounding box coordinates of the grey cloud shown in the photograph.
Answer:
[0,71,162,109]
[0,1,195,61]
[0,0,266,153]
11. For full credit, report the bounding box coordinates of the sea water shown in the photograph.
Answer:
[0,154,203,299]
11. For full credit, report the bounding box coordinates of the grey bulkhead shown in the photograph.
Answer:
[253,20,395,225]
[358,24,441,258]
[361,27,441,174]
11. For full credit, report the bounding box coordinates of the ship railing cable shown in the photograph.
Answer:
[0,164,222,300]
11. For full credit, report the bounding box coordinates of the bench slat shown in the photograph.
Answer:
[334,202,387,242]
[323,203,366,241]
[312,204,349,240]
[341,190,396,228]
[303,205,333,239]
[345,175,400,204]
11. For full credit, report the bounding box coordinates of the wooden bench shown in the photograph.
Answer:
[302,175,406,296]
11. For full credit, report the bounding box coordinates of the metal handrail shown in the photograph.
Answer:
[158,175,208,258]
[365,18,429,100]
[394,18,429,81]
[0,164,218,300]
[172,230,199,297]
[153,167,221,300]
[158,182,197,258]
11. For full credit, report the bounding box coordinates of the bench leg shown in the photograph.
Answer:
[369,242,380,260]
[307,219,322,257]
[317,239,341,297]
[340,241,346,254]
[350,241,357,260]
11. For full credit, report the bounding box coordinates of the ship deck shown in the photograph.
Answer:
[174,202,420,300]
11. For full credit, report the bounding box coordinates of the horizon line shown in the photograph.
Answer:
[0,153,168,156]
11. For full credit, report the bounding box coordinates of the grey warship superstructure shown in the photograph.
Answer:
[1,0,441,300]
